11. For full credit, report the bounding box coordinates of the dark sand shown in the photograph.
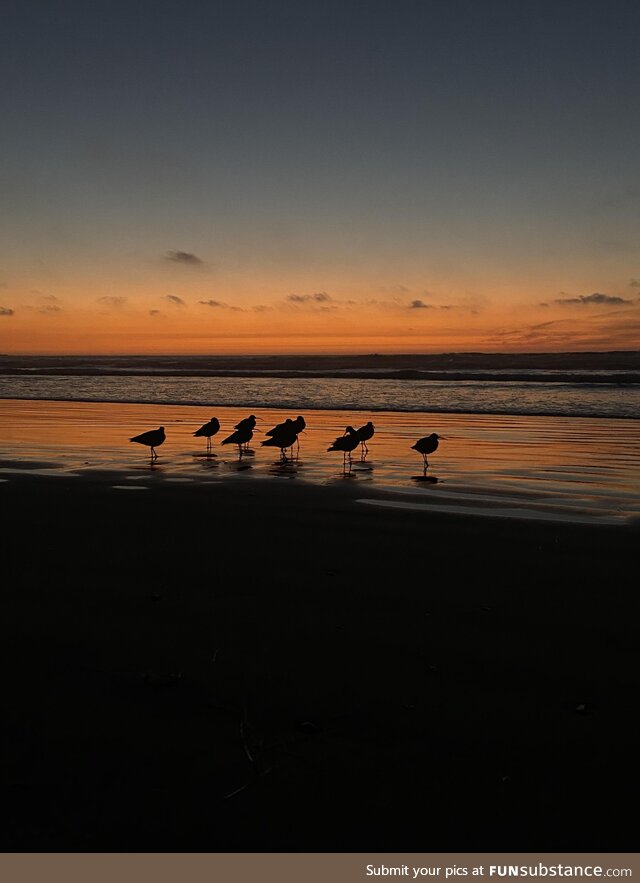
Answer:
[2,472,638,851]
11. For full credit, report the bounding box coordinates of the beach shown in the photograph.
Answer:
[1,399,638,850]
[4,0,640,864]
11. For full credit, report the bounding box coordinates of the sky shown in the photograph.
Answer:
[1,0,639,354]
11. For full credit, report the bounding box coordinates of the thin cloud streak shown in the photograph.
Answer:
[287,292,332,304]
[97,296,127,307]
[198,299,243,311]
[554,292,631,306]
[164,250,203,266]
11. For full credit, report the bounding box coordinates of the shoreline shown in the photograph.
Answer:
[2,398,639,527]
[3,391,640,420]
[3,369,640,385]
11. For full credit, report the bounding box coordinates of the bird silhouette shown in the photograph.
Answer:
[262,421,299,460]
[328,426,360,471]
[221,426,253,457]
[354,421,375,457]
[266,415,306,454]
[411,433,442,474]
[234,415,257,451]
[130,426,166,460]
[193,417,220,453]
[235,415,257,431]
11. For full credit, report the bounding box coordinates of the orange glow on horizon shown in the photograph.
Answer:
[1,273,639,354]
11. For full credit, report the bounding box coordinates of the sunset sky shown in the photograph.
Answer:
[1,0,639,354]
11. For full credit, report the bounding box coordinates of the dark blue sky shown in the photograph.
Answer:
[1,0,639,352]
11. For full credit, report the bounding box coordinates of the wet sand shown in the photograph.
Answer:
[1,399,639,850]
[1,398,639,524]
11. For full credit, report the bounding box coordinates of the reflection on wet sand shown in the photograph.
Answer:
[268,461,300,478]
[412,475,439,484]
[0,398,639,524]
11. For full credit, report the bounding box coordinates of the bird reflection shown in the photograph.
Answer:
[268,458,300,477]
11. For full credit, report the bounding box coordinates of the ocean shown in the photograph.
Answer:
[1,353,640,418]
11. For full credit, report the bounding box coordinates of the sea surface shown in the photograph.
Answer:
[1,354,640,419]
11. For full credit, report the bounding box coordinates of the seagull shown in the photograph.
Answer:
[328,426,360,471]
[193,417,220,453]
[261,421,299,460]
[130,426,166,460]
[411,433,443,473]
[354,421,375,456]
[221,426,253,458]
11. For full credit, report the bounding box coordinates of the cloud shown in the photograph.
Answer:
[252,304,273,312]
[38,305,62,315]
[165,294,186,306]
[554,292,631,306]
[409,299,432,309]
[287,291,332,304]
[198,299,243,311]
[164,250,203,266]
[0,306,14,316]
[30,291,60,303]
[629,279,640,288]
[149,309,163,317]
[529,319,569,330]
[98,296,127,307]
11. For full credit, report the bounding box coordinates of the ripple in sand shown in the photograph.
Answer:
[356,497,623,526]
